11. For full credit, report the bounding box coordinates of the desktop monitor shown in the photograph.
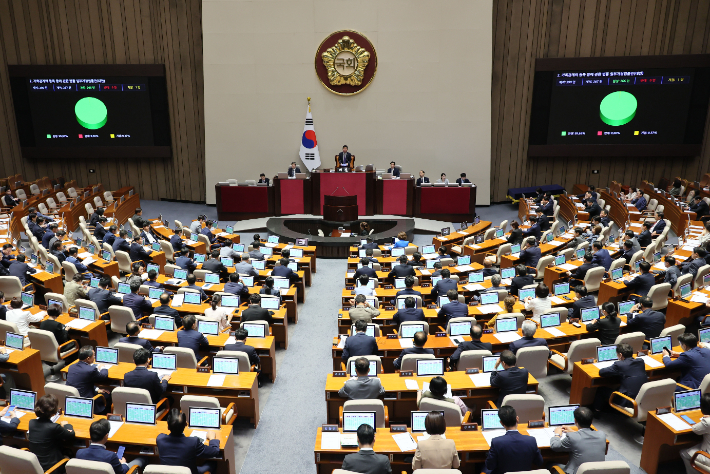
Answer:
[618,300,635,314]
[400,324,424,338]
[146,264,160,274]
[89,277,100,288]
[190,233,199,242]
[188,407,221,429]
[394,278,406,289]
[342,412,376,432]
[117,283,131,295]
[421,245,435,254]
[268,235,279,244]
[349,360,377,377]
[213,357,240,374]
[457,255,471,265]
[10,389,36,411]
[554,255,566,266]
[510,244,521,254]
[220,257,234,267]
[481,409,504,430]
[482,356,501,373]
[358,249,366,258]
[225,226,233,235]
[411,410,444,432]
[580,307,600,322]
[87,244,96,255]
[78,306,96,321]
[596,345,618,362]
[252,260,265,270]
[65,396,94,419]
[148,288,163,300]
[261,298,280,310]
[540,313,561,328]
[195,254,206,263]
[548,405,580,426]
[611,267,623,281]
[290,248,304,258]
[152,353,176,370]
[554,282,570,296]
[242,322,266,338]
[261,247,273,256]
[449,321,471,336]
[183,292,201,305]
[468,272,484,283]
[242,276,254,287]
[197,320,219,336]
[221,295,240,308]
[700,327,710,345]
[288,262,298,272]
[416,358,445,377]
[173,269,187,280]
[233,243,245,252]
[650,336,672,355]
[204,273,220,284]
[154,316,175,331]
[273,278,290,289]
[518,288,535,301]
[495,318,517,333]
[125,402,157,425]
[481,292,499,305]
[5,332,24,350]
[680,283,692,299]
[21,292,34,308]
[653,252,661,263]
[96,347,118,365]
[675,389,702,413]
[575,249,585,259]
[501,267,515,279]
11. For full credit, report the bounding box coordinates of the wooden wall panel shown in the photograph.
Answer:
[492,0,710,202]
[0,0,204,202]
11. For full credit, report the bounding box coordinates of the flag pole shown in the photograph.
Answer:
[307,96,311,112]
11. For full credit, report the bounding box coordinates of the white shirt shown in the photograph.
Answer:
[6,309,44,336]
[523,296,552,322]
[204,307,230,331]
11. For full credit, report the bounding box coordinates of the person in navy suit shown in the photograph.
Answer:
[287,162,301,177]
[519,237,541,269]
[157,409,221,474]
[273,257,300,284]
[623,261,656,298]
[663,333,710,390]
[354,258,377,279]
[594,343,648,413]
[111,230,130,253]
[522,217,542,242]
[431,269,458,300]
[569,286,596,320]
[123,348,170,403]
[584,198,602,218]
[396,275,422,298]
[223,273,249,298]
[625,296,666,341]
[483,405,543,474]
[77,419,146,474]
[177,315,209,357]
[682,248,707,277]
[88,277,122,318]
[337,145,353,169]
[650,212,666,238]
[691,195,710,219]
[41,223,58,249]
[94,217,108,241]
[170,228,184,252]
[449,324,492,369]
[535,208,550,232]
[176,250,198,274]
[591,241,612,271]
[102,225,118,247]
[510,265,534,297]
[184,274,208,301]
[224,327,260,368]
[416,170,430,186]
[393,331,433,370]
[1,243,15,269]
[342,320,378,361]
[200,220,219,248]
[489,350,530,407]
[386,161,401,177]
[66,247,90,276]
[144,269,162,289]
[509,320,550,356]
[539,196,554,216]
[153,293,182,328]
[438,289,468,325]
[9,254,36,286]
[122,280,152,319]
[392,297,425,326]
[66,347,111,414]
[388,255,416,278]
[637,221,653,248]
[456,172,471,185]
[568,252,599,282]
[360,237,379,250]
[129,236,152,266]
[119,321,162,352]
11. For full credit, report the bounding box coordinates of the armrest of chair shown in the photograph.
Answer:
[384,405,389,427]
[197,356,210,366]
[437,325,446,333]
[549,349,568,371]
[340,361,346,371]
[57,339,79,360]
[461,410,472,424]
[155,397,170,420]
[92,393,106,406]
[125,465,141,474]
[339,405,344,427]
[677,383,693,391]
[608,391,638,418]
[630,294,642,299]
[701,315,710,325]
[487,401,498,409]
[526,266,538,277]
[22,283,35,293]
[222,402,237,425]
[551,466,566,474]
[691,450,710,470]
[44,458,70,474]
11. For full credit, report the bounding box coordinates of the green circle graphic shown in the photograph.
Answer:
[599,91,637,126]
[75,97,107,129]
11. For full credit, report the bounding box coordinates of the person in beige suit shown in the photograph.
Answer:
[348,294,380,324]
[412,411,460,470]
[64,273,88,307]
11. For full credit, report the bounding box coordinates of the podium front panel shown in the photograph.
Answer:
[318,173,369,216]
[280,179,305,214]
[415,186,476,221]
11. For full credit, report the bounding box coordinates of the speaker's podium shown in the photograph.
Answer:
[323,195,358,222]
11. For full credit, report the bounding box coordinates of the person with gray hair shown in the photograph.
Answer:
[348,293,380,324]
[509,320,550,356]
[338,357,385,400]
[484,274,503,291]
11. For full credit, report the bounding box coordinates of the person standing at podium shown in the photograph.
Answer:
[337,145,352,171]
[386,161,400,177]
[287,162,301,177]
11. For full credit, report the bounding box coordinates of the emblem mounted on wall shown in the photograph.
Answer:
[315,30,377,96]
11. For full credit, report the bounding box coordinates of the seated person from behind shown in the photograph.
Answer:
[393,331,433,370]
[184,273,208,301]
[438,289,468,324]
[481,256,499,277]
[88,276,121,318]
[431,268,457,300]
[348,293,380,324]
[224,327,260,369]
[122,279,152,319]
[156,409,220,474]
[396,275,421,297]
[249,241,265,261]
[565,227,586,250]
[354,275,374,297]
[623,260,655,298]
[40,304,70,346]
[436,246,450,261]
[408,252,425,267]
[662,332,710,390]
[123,348,171,404]
[338,357,385,400]
[518,237,541,268]
[177,315,209,357]
[585,302,621,345]
[154,293,182,329]
[522,283,552,322]
[392,296,425,326]
[593,343,647,415]
[360,237,379,250]
[234,253,259,277]
[77,419,146,473]
[549,407,607,474]
[354,258,377,279]
[388,255,416,278]
[535,208,550,232]
[568,252,599,282]
[625,296,666,341]
[449,324,492,370]
[431,261,443,277]
[490,350,529,407]
[29,394,75,472]
[341,424,391,474]
[507,221,523,245]
[203,294,232,331]
[412,411,460,470]
[509,320,550,356]
[64,273,88,307]
[119,321,162,353]
[223,272,249,298]
[364,248,378,263]
[259,276,281,297]
[418,375,468,416]
[569,285,596,320]
[176,250,197,274]
[170,227,184,252]
[486,294,516,329]
[591,241,612,271]
[681,393,710,474]
[509,264,534,297]
[6,296,44,336]
[66,346,111,414]
[342,319,378,362]
[483,406,543,474]
[393,231,410,248]
[144,269,162,288]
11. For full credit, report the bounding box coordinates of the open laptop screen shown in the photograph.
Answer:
[10,389,36,410]
[540,313,561,328]
[400,324,424,338]
[342,412,376,432]
[349,360,377,377]
[152,353,176,370]
[126,402,156,425]
[481,409,504,430]
[416,358,444,377]
[242,323,266,338]
[449,321,471,336]
[482,355,500,373]
[650,336,672,355]
[65,396,94,419]
[95,347,118,365]
[5,332,24,350]
[213,357,240,374]
[188,407,221,429]
[596,345,618,362]
[675,389,702,413]
[197,320,219,336]
[548,405,580,426]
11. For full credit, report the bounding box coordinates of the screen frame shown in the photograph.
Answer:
[125,402,157,425]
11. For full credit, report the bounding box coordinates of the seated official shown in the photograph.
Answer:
[507,221,524,245]
[78,419,146,474]
[396,275,421,298]
[66,247,90,275]
[204,294,232,331]
[112,229,130,253]
[94,216,108,241]
[519,237,541,268]
[591,241,612,271]
[599,209,611,227]
[224,328,260,369]
[681,393,710,474]
[392,296,425,326]
[41,222,58,249]
[585,301,621,345]
[569,285,596,320]
[682,247,707,277]
[177,315,210,357]
[170,227,184,252]
[408,252,425,267]
[64,273,88,307]
[234,253,259,277]
[490,350,529,407]
[620,240,635,264]
[131,208,147,228]
[241,293,274,325]
[2,188,19,207]
[189,214,207,235]
[418,375,468,415]
[456,173,471,185]
[412,411,460,470]
[120,321,161,352]
[339,357,385,400]
[416,170,430,186]
[625,296,666,341]
[123,280,152,319]
[360,237,379,250]
[341,424,391,474]
[184,273,208,300]
[219,241,237,259]
[342,320,378,361]
[584,198,601,217]
[539,196,554,216]
[124,348,171,404]
[481,255,499,277]
[88,276,121,318]
[287,161,301,177]
[568,252,599,282]
[522,217,542,242]
[354,275,374,297]
[40,304,69,346]
[200,220,219,248]
[386,161,400,177]
[224,273,249,298]
[691,195,710,220]
[510,264,534,297]
[565,227,586,250]
[393,331,433,370]
[650,211,666,237]
[637,221,653,248]
[523,284,552,322]
[449,324,492,369]
[662,333,710,390]
[550,407,607,474]
[431,268,457,300]
[593,343,647,414]
[336,145,353,170]
[144,269,162,289]
[483,406,543,474]
[249,241,265,260]
[438,289,468,324]
[623,230,641,253]
[259,276,281,297]
[258,173,270,185]
[363,248,378,263]
[176,250,197,274]
[436,173,449,185]
[273,257,300,284]
[435,245,450,261]
[509,320,550,356]
[66,347,111,414]
[535,208,550,232]
[154,293,182,328]
[129,236,151,265]
[141,222,158,245]
[101,222,117,245]
[623,260,655,298]
[393,231,410,248]
[486,295,516,329]
[349,294,380,324]
[6,297,44,336]
[431,261,443,277]
[157,409,221,474]
[47,229,66,252]
[388,255,416,278]
[29,394,75,472]
[662,255,682,287]
[1,243,15,268]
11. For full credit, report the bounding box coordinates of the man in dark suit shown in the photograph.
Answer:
[41,223,58,249]
[483,406,543,474]
[223,273,249,298]
[200,220,218,248]
[341,424,392,474]
[565,227,586,251]
[89,207,104,227]
[594,343,648,413]
[50,241,67,264]
[225,327,260,368]
[131,208,147,229]
[584,198,601,218]
[535,209,550,232]
[111,230,130,253]
[507,221,524,246]
[490,350,530,407]
[342,319,378,361]
[388,255,416,278]
[431,269,458,300]
[591,241,612,271]
[103,225,118,247]
[122,280,152,319]
[568,252,599,282]
[1,243,15,269]
[661,255,682,288]
[631,193,647,211]
[480,256,499,277]
[438,289,468,325]
[522,217,542,242]
[119,321,161,352]
[392,297,425,326]
[248,241,265,261]
[273,257,300,284]
[27,214,45,242]
[9,254,36,286]
[510,265,534,297]
[153,293,182,328]
[415,170,430,186]
[650,212,666,238]
[569,286,596,320]
[337,145,353,169]
[176,250,197,274]
[66,247,90,276]
[509,320,550,356]
[449,324,492,369]
[88,276,122,317]
[2,188,19,208]
[156,409,221,474]
[519,237,541,269]
[682,247,707,278]
[625,296,666,341]
[623,261,655,298]
[241,293,273,326]
[691,195,710,219]
[66,347,111,414]
[386,161,400,177]
[456,172,471,185]
[393,331,434,370]
[637,221,653,248]
[129,236,152,266]
[539,196,554,216]
[94,217,108,241]
[77,419,146,473]
[177,315,209,357]
[258,173,270,185]
[395,275,422,297]
[662,333,710,390]
[140,222,159,246]
[123,348,170,403]
[287,161,301,177]
[620,240,635,265]
[170,228,184,253]
[360,237,379,250]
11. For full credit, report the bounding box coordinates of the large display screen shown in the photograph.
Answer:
[9,65,171,158]
[528,55,710,156]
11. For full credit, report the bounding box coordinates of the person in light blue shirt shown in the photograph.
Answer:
[354,275,373,296]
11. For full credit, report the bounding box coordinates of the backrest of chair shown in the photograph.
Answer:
[584,266,606,291]
[575,461,630,474]
[700,373,710,394]
[164,346,197,368]
[37,202,49,215]
[214,351,251,372]
[111,387,153,417]
[165,264,179,276]
[115,342,143,363]
[0,276,22,299]
[636,378,677,421]
[647,283,671,310]
[44,292,69,312]
[179,395,220,424]
[44,382,80,410]
[47,197,58,208]
[535,255,554,276]
[47,254,62,274]
[628,251,644,271]
[613,332,646,353]
[104,191,114,202]
[108,305,137,333]
[62,261,78,283]
[345,355,382,374]
[94,196,103,208]
[674,273,693,296]
[419,397,463,426]
[102,243,115,259]
[496,243,512,259]
[456,350,492,370]
[446,317,476,335]
[115,250,132,273]
[160,241,174,261]
[565,338,602,374]
[0,445,44,474]
[27,329,60,363]
[75,299,100,316]
[401,353,435,371]
[659,324,685,346]
[57,191,67,202]
[198,234,211,247]
[67,187,77,197]
[575,241,589,252]
[15,189,27,200]
[696,265,710,289]
[608,258,625,274]
[343,400,386,428]
[67,458,120,474]
[516,346,549,379]
[501,394,544,423]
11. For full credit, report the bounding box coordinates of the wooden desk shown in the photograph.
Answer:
[0,346,45,396]
[150,222,207,255]
[56,314,109,347]
[641,409,702,474]
[432,221,492,252]
[324,372,538,424]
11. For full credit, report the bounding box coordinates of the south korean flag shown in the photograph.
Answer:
[299,104,321,171]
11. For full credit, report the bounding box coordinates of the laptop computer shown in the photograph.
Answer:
[548,405,580,426]
[45,262,55,274]
[95,347,118,365]
[675,389,702,413]
[650,336,672,355]
[554,282,570,296]
[580,307,600,322]
[437,296,451,307]
[242,276,254,287]
[611,267,623,281]
[700,327,710,344]
[296,238,308,246]
[495,318,516,334]
[420,245,436,256]
[481,292,499,305]
[468,272,484,283]
[288,262,298,271]
[5,332,24,350]
[290,248,304,258]
[416,358,445,376]
[10,389,36,411]
[154,315,175,331]
[188,407,221,430]
[495,229,505,238]
[510,244,521,255]
[554,255,566,266]
[618,300,635,314]
[197,320,220,336]
[501,267,515,279]
[205,273,220,284]
[221,295,240,308]
[252,260,266,270]
[596,345,618,363]
[349,359,377,377]
[146,264,160,274]
[457,255,471,265]
[391,248,405,257]
[261,247,273,256]
[273,278,289,289]
[125,402,157,425]
[267,236,279,244]
[21,292,34,309]
[221,257,234,267]
[679,283,692,299]
[399,324,424,338]
[148,288,164,301]
[575,248,585,260]
[394,278,406,289]
[518,288,535,301]
[480,409,504,430]
[342,411,376,432]
[78,306,97,321]
[449,321,471,336]
[64,396,94,419]
[116,282,131,296]
[540,313,561,328]
[213,356,240,374]
[89,277,101,288]
[411,410,444,432]
[150,353,176,378]
[431,276,442,286]
[482,355,501,373]
[195,254,206,264]
[242,322,266,338]
[261,297,280,310]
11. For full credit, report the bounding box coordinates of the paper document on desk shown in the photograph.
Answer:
[346,272,355,278]
[171,294,184,307]
[418,269,431,276]
[682,245,697,251]
[392,432,417,452]
[399,338,414,348]
[456,265,474,272]
[108,421,124,438]
[404,379,420,390]
[65,319,93,329]
[494,332,521,343]
[500,278,512,286]
[545,327,566,337]
[78,252,92,259]
[526,428,561,447]
[482,429,507,446]
[658,413,692,431]
[558,263,579,271]
[264,242,277,247]
[190,430,207,441]
[216,232,229,238]
[652,263,666,271]
[337,336,348,349]
[594,361,616,370]
[691,293,710,303]
[82,257,96,265]
[225,336,236,345]
[34,311,47,318]
[469,372,492,387]
[423,382,452,398]
[207,374,227,387]
[548,240,565,247]
[320,432,341,450]
[549,296,565,304]
[470,244,481,249]
[465,284,485,292]
[640,356,663,368]
[477,304,503,314]
[138,329,165,339]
